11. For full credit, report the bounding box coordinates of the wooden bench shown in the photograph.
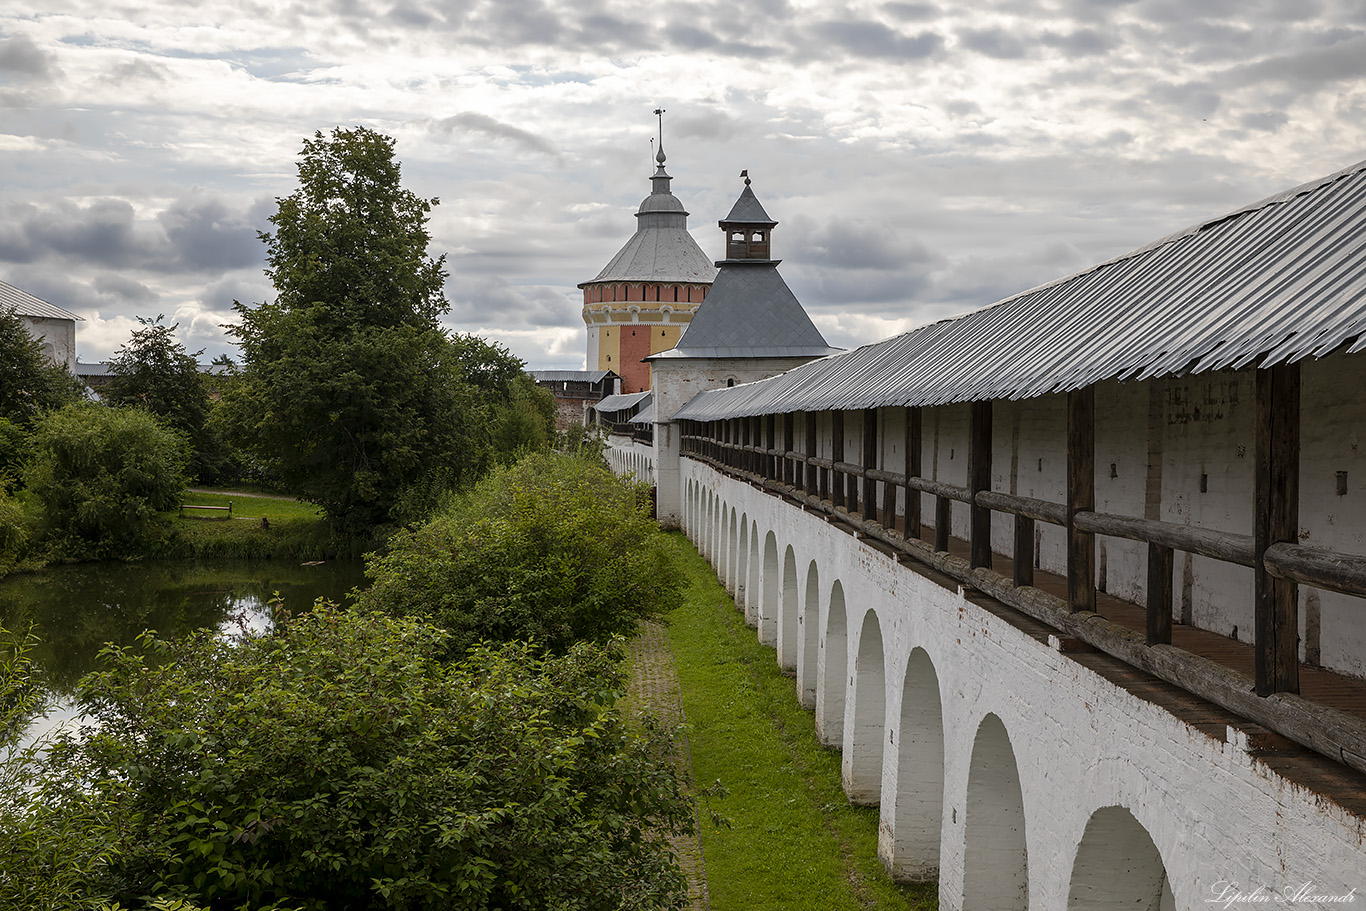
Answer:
[179,502,232,520]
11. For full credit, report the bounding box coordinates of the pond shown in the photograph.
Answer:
[0,558,368,742]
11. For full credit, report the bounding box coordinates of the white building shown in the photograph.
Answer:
[1,279,80,371]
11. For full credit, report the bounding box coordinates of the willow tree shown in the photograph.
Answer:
[222,127,485,530]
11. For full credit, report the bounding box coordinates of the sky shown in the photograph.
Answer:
[2,1,1365,370]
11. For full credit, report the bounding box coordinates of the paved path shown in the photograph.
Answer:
[627,621,710,911]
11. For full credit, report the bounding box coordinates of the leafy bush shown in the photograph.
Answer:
[0,306,84,427]
[359,451,682,659]
[0,629,118,910]
[39,605,694,911]
[25,404,189,559]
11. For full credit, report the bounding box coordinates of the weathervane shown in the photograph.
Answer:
[654,107,666,164]
[741,168,750,187]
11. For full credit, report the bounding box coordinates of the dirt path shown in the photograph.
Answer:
[627,621,711,911]
[186,487,297,500]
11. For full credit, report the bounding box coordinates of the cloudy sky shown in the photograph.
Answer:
[2,0,1365,369]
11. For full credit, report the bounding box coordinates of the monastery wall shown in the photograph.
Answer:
[682,460,1366,908]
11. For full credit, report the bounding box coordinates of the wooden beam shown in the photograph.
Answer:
[969,400,993,569]
[783,413,795,486]
[934,495,950,553]
[1014,515,1035,587]
[905,407,922,539]
[862,408,878,522]
[1067,387,1096,613]
[831,410,846,510]
[1255,362,1300,696]
[1147,543,1173,645]
[805,412,818,496]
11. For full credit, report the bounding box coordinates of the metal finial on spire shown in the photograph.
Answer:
[654,107,666,164]
[741,169,750,186]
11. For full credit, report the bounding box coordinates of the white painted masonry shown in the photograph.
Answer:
[680,461,1366,909]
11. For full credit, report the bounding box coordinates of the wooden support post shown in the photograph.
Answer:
[764,414,775,481]
[905,407,922,539]
[783,413,794,486]
[1255,362,1300,696]
[1147,543,1173,645]
[1067,387,1096,613]
[831,411,846,510]
[934,495,950,552]
[969,400,993,569]
[805,412,818,496]
[1014,515,1035,587]
[862,408,878,522]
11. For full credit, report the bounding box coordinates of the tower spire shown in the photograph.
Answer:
[653,107,667,165]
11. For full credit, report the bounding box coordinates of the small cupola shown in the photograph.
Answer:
[719,171,779,262]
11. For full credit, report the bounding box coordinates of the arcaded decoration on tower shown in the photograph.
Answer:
[579,129,717,394]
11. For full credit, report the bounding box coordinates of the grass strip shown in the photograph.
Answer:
[662,532,937,911]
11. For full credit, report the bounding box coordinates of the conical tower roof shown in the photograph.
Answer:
[579,149,717,287]
[651,179,839,360]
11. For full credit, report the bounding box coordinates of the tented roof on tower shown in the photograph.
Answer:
[722,184,776,225]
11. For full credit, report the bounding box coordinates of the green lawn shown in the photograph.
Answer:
[663,533,937,911]
[177,489,323,522]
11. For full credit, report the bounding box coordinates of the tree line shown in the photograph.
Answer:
[0,127,697,909]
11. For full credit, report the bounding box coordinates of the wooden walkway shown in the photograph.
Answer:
[922,528,1366,723]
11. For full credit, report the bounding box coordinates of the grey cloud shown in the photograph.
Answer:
[1239,111,1289,132]
[1233,33,1366,89]
[788,215,943,272]
[0,34,57,80]
[158,194,266,272]
[433,113,559,159]
[445,275,579,329]
[1145,80,1222,119]
[883,2,941,22]
[810,20,943,60]
[957,27,1030,60]
[1039,28,1115,56]
[0,194,264,275]
[109,57,171,84]
[93,273,158,303]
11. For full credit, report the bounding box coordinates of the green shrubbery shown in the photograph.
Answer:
[360,450,682,659]
[24,404,189,560]
[8,606,693,910]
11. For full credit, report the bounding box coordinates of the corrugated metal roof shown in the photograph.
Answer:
[630,402,656,424]
[594,390,652,412]
[529,370,615,383]
[674,158,1366,421]
[0,280,82,321]
[650,262,840,360]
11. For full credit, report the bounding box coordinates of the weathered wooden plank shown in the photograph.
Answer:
[1255,362,1300,696]
[831,410,845,510]
[1014,514,1035,587]
[906,407,922,538]
[1264,542,1366,598]
[805,411,818,496]
[976,490,1068,526]
[1147,543,1174,645]
[1074,512,1255,567]
[908,476,974,502]
[862,408,878,523]
[935,495,951,553]
[1068,386,1096,613]
[969,400,993,570]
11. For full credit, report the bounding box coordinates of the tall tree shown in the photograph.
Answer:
[104,316,233,484]
[0,307,83,427]
[222,127,486,530]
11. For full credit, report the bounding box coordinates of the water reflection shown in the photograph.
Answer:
[0,559,367,694]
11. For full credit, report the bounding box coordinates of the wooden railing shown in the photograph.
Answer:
[677,377,1366,775]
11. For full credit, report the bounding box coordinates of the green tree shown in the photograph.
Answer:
[105,316,235,485]
[0,307,83,427]
[359,451,681,660]
[25,404,189,559]
[222,127,487,531]
[40,605,694,910]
